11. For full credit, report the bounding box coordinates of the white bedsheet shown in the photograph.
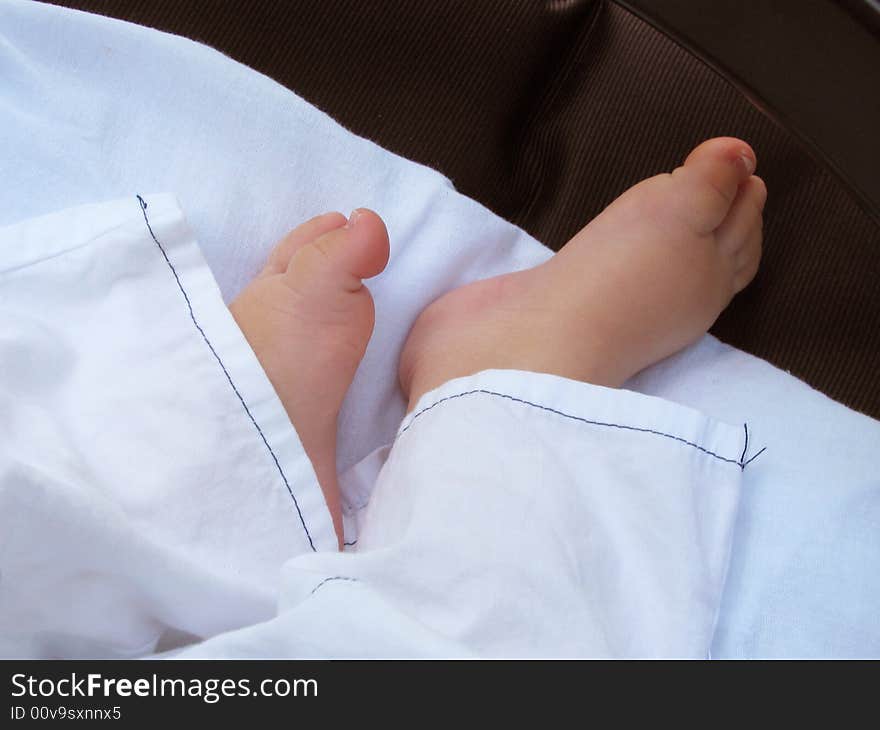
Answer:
[0,0,877,656]
[0,194,746,657]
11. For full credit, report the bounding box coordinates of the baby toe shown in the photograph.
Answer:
[732,223,763,294]
[338,209,391,280]
[715,176,766,255]
[285,208,390,294]
[261,211,348,277]
[673,137,758,234]
[714,176,765,293]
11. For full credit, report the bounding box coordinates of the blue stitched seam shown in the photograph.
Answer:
[136,195,316,551]
[310,576,359,595]
[399,388,767,470]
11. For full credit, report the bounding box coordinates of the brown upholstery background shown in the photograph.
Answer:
[49,0,880,418]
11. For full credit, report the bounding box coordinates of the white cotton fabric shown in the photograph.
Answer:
[189,370,745,659]
[0,0,878,657]
[0,196,743,658]
[0,196,337,658]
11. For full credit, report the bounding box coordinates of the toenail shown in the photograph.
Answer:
[739,150,756,175]
[345,209,361,229]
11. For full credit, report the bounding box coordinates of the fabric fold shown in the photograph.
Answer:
[0,195,336,658]
[182,369,743,658]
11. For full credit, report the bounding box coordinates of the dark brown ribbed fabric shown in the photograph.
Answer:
[47,0,880,418]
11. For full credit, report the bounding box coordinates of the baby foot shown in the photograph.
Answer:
[400,137,765,408]
[230,209,389,546]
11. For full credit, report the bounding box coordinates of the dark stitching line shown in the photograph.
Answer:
[737,423,767,470]
[742,446,767,468]
[310,576,359,595]
[400,388,767,470]
[136,195,316,552]
[343,539,358,546]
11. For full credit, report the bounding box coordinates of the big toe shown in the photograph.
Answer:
[285,208,390,294]
[672,137,757,233]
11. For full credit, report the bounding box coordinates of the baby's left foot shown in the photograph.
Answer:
[230,210,389,546]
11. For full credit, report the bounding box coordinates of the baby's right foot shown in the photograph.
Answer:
[400,137,766,408]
